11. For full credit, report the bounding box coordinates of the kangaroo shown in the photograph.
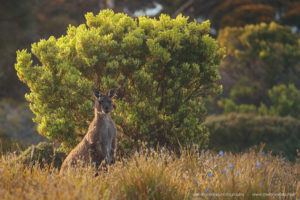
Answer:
[60,89,117,175]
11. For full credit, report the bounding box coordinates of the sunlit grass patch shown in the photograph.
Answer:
[190,149,299,199]
[0,147,299,200]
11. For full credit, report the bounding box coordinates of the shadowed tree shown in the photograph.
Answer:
[217,22,300,112]
[211,0,288,30]
[282,1,300,32]
[0,0,36,99]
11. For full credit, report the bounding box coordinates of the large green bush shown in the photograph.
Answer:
[15,10,224,152]
[204,113,300,161]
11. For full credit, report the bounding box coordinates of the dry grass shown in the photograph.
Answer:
[0,147,299,200]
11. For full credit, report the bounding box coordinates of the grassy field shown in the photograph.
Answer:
[0,147,299,200]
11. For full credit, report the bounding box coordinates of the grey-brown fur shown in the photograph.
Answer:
[60,89,117,175]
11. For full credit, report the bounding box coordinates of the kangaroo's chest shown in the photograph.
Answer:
[100,118,115,143]
[93,117,115,153]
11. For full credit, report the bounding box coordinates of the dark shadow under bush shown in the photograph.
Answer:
[18,142,66,168]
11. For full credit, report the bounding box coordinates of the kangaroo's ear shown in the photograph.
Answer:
[107,89,115,98]
[93,89,101,99]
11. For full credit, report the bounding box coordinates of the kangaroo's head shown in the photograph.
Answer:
[93,89,115,114]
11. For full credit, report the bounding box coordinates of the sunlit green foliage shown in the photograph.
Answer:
[205,113,300,161]
[218,22,300,107]
[15,10,224,152]
[267,84,300,118]
[219,84,300,120]
[218,98,257,114]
